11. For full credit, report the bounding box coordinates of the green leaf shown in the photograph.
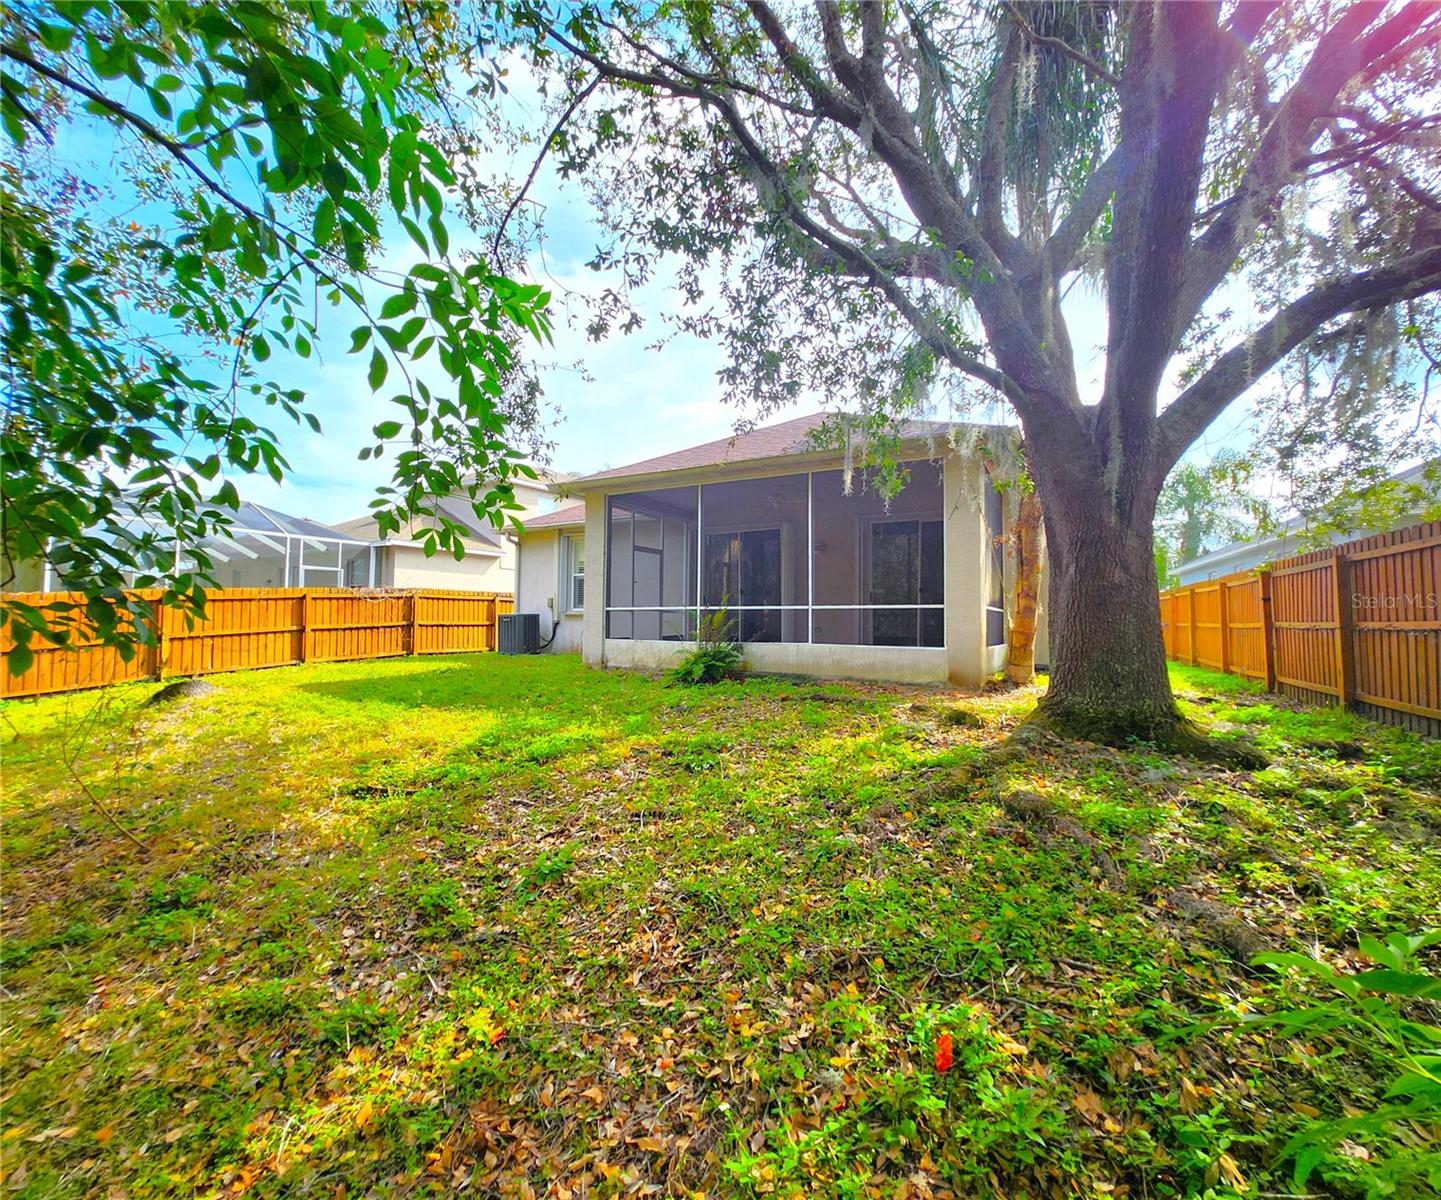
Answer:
[429,213,449,256]
[380,291,416,319]
[251,334,271,362]
[1356,968,1441,998]
[6,643,33,677]
[349,326,372,353]
[373,420,403,439]
[367,348,387,391]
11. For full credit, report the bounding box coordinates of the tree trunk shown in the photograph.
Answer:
[1004,489,1043,685]
[1034,482,1181,742]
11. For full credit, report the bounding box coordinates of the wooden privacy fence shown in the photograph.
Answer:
[1160,519,1441,736]
[1,588,515,700]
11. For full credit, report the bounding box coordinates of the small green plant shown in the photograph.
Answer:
[408,877,471,929]
[1247,931,1441,1196]
[220,980,301,1025]
[518,847,574,902]
[316,999,395,1050]
[669,607,743,685]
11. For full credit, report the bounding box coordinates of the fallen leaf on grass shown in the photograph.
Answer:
[934,1032,954,1073]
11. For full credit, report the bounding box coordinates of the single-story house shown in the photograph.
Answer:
[1174,460,1440,586]
[514,411,1044,685]
[334,472,569,593]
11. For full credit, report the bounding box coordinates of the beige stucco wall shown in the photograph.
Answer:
[516,526,585,653]
[386,544,511,592]
[3,556,45,594]
[942,454,989,685]
[601,637,949,683]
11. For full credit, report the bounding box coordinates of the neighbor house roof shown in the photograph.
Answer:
[1174,460,1440,585]
[227,501,366,542]
[110,496,366,547]
[569,411,1001,489]
[333,496,506,555]
[520,504,586,531]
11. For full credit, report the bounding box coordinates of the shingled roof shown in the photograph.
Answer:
[332,496,507,553]
[519,504,586,530]
[572,411,966,486]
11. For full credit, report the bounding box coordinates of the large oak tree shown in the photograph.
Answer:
[500,0,1441,744]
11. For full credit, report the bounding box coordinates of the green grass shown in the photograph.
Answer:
[2,654,1438,1198]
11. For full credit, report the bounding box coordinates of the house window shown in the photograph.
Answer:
[563,535,585,611]
[983,474,1007,646]
[602,463,945,647]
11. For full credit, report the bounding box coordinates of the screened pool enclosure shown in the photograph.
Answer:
[42,500,378,592]
[604,464,970,649]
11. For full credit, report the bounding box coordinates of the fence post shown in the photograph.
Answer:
[151,595,166,681]
[299,591,310,663]
[1259,569,1276,691]
[1218,580,1231,675]
[406,591,419,657]
[1331,550,1355,709]
[1186,587,1198,666]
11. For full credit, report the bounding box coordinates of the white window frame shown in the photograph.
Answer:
[563,533,585,613]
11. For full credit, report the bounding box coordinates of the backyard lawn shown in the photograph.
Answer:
[2,654,1438,1198]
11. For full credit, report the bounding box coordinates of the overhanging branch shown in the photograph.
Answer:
[1177,1,1436,329]
[1156,245,1441,469]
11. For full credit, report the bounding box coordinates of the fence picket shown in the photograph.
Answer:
[1159,519,1441,735]
[1,587,513,699]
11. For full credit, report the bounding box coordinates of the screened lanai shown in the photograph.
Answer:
[43,500,378,592]
[604,462,967,648]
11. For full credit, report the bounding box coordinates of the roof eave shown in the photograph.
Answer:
[564,433,984,495]
[519,516,587,533]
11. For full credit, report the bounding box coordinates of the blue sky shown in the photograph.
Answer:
[213,165,1257,528]
[53,63,1259,529]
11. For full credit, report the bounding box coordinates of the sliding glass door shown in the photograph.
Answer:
[704,528,783,642]
[868,519,944,646]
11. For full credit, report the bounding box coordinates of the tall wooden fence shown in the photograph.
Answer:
[1160,520,1441,736]
[1,588,515,700]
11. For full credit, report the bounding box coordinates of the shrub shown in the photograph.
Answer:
[669,608,743,685]
[1247,931,1441,1196]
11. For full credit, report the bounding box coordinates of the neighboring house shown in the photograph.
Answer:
[1174,461,1440,586]
[514,411,1042,686]
[9,499,375,593]
[334,472,567,594]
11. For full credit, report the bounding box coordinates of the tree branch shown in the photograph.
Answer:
[491,78,599,262]
[745,1,862,126]
[1157,245,1441,469]
[1000,0,1120,85]
[1041,142,1127,276]
[1177,1,1435,329]
[977,21,1024,264]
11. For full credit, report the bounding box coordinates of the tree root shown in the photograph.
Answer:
[1024,703,1269,769]
[1167,888,1269,961]
[146,678,216,706]
[908,700,986,728]
[998,789,1124,885]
